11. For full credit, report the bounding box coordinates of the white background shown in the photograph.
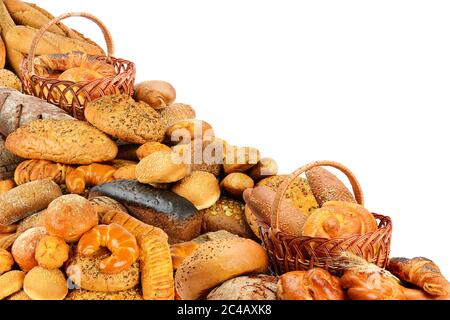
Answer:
[35,0,449,276]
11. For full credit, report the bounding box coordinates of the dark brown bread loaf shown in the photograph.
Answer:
[89,180,201,244]
[0,87,73,137]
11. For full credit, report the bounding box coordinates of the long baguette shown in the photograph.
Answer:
[0,0,24,72]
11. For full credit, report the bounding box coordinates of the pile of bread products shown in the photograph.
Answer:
[0,0,448,301]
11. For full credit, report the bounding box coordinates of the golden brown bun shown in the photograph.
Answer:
[136,142,172,160]
[166,120,214,145]
[85,95,165,144]
[35,236,70,269]
[65,163,116,195]
[257,175,319,214]
[14,159,73,185]
[0,270,24,300]
[136,151,189,184]
[43,195,99,243]
[207,275,277,300]
[0,248,14,275]
[243,186,309,237]
[140,234,175,300]
[5,119,118,165]
[134,80,176,110]
[277,269,346,300]
[0,69,21,91]
[160,103,196,128]
[306,167,356,206]
[247,158,279,182]
[0,179,14,195]
[172,171,221,210]
[66,288,143,300]
[175,237,269,300]
[202,197,254,238]
[302,201,378,238]
[0,179,61,226]
[66,248,139,292]
[220,173,254,198]
[223,146,260,174]
[11,227,47,272]
[7,290,31,300]
[24,266,67,300]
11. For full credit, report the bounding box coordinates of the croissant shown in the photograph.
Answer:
[341,269,435,300]
[65,164,116,194]
[14,160,73,185]
[277,269,346,300]
[388,257,450,296]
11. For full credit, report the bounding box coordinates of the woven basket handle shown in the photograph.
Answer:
[27,12,115,75]
[270,160,365,231]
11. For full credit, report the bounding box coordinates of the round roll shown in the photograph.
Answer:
[136,151,189,184]
[134,80,176,110]
[12,227,47,272]
[175,237,269,300]
[35,236,70,270]
[23,267,68,300]
[160,103,196,128]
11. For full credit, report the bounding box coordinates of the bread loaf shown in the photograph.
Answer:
[23,267,68,300]
[89,180,201,244]
[5,119,118,165]
[207,275,277,300]
[0,179,62,226]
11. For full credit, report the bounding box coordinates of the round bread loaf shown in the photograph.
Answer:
[89,180,201,244]
[0,271,25,300]
[24,267,68,300]
[220,173,254,198]
[5,119,118,165]
[12,227,47,272]
[66,248,140,292]
[66,288,143,300]
[160,103,196,128]
[43,195,99,243]
[257,175,319,214]
[207,275,278,300]
[134,80,176,110]
[202,197,254,238]
[0,179,61,226]
[85,94,165,144]
[175,237,269,300]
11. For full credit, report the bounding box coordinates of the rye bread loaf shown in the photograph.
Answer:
[89,180,201,244]
[0,87,73,137]
[5,119,118,165]
[85,95,165,144]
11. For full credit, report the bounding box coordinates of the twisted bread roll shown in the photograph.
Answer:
[14,160,73,185]
[66,164,116,194]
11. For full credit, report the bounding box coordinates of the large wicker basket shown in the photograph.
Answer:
[258,160,393,276]
[20,12,136,120]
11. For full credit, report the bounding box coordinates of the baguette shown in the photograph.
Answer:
[0,0,24,74]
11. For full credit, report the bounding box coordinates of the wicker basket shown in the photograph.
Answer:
[258,160,393,276]
[20,12,136,120]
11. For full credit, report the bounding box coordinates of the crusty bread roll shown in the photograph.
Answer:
[0,179,61,226]
[172,171,221,210]
[175,237,269,300]
[23,267,68,300]
[85,95,165,144]
[136,142,172,160]
[35,235,70,270]
[89,180,201,244]
[43,195,99,243]
[0,270,24,300]
[160,103,196,128]
[5,119,118,165]
[202,197,254,238]
[66,288,143,300]
[134,80,176,110]
[66,248,139,292]
[207,275,277,300]
[0,248,14,275]
[11,227,47,272]
[247,158,279,182]
[220,173,254,198]
[136,151,190,184]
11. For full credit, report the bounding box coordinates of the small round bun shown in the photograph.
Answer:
[220,173,254,198]
[136,151,189,184]
[43,195,98,242]
[0,248,14,275]
[12,227,47,272]
[0,271,25,300]
[172,171,220,210]
[24,266,68,300]
[134,80,176,110]
[175,237,269,300]
[35,236,70,269]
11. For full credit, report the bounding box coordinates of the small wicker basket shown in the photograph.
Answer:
[258,160,393,276]
[20,12,136,120]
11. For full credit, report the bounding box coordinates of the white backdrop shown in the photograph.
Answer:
[35,0,450,276]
